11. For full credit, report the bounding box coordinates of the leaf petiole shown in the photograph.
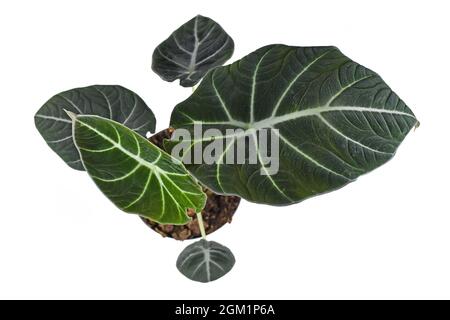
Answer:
[196,211,206,239]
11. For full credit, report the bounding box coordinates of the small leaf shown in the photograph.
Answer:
[70,113,206,224]
[176,239,235,283]
[152,15,234,87]
[35,85,156,170]
[170,45,419,205]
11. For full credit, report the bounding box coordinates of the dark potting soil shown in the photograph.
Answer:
[141,128,241,240]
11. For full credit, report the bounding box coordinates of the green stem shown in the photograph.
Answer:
[196,212,206,240]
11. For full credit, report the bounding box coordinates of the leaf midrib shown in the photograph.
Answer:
[183,105,416,130]
[75,116,165,173]
[253,105,416,129]
[75,116,200,193]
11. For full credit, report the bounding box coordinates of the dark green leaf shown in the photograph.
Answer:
[176,239,235,283]
[35,85,156,170]
[169,45,418,205]
[152,15,234,87]
[69,113,206,224]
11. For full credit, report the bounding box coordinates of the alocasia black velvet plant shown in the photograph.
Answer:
[152,14,234,87]
[35,14,418,283]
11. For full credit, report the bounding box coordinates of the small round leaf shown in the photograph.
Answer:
[152,15,234,87]
[177,239,235,282]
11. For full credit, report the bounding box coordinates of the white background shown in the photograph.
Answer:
[0,0,449,299]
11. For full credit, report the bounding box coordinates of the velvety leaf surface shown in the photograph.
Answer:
[176,239,235,283]
[169,45,418,205]
[70,113,206,224]
[35,85,156,170]
[152,15,234,87]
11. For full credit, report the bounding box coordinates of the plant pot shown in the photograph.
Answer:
[141,128,240,240]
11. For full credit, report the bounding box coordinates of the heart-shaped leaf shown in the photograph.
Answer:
[169,45,418,205]
[35,85,156,170]
[176,239,235,283]
[69,112,206,224]
[152,15,234,87]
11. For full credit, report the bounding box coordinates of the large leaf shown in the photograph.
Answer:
[152,15,234,87]
[169,45,418,205]
[176,239,235,283]
[68,113,206,224]
[35,85,156,170]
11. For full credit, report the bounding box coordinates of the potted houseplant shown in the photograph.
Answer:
[35,15,418,282]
